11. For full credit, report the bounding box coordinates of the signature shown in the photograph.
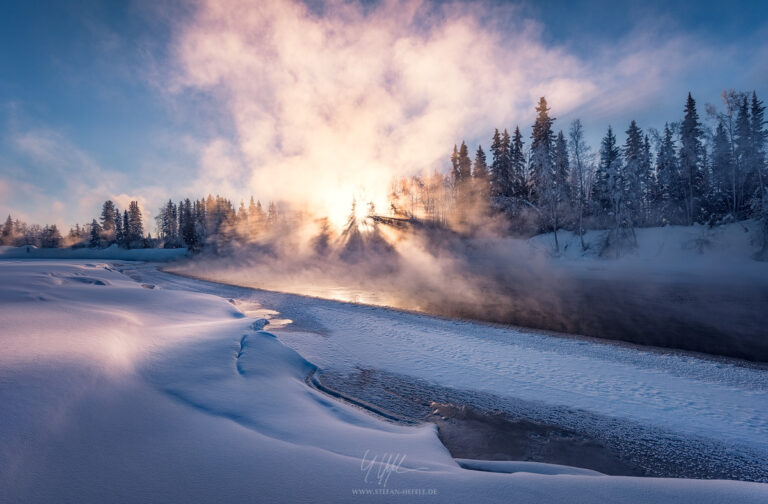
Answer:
[360,450,410,488]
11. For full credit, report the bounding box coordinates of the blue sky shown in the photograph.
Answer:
[1,0,766,228]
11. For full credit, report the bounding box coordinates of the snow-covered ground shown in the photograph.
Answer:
[0,244,188,261]
[1,260,767,503]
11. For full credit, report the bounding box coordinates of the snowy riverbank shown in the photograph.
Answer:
[1,260,767,502]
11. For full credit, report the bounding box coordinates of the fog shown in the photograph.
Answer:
[166,212,768,362]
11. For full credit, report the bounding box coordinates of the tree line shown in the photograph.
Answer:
[2,90,765,255]
[0,196,281,251]
[390,90,766,252]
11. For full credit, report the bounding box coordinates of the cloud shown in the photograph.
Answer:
[1,121,163,229]
[167,0,767,226]
[169,0,602,225]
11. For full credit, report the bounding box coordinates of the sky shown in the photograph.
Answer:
[0,0,766,229]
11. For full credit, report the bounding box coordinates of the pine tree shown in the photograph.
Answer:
[592,126,620,221]
[655,124,679,224]
[127,201,143,246]
[489,129,503,199]
[179,199,197,249]
[749,92,767,222]
[122,210,129,246]
[510,126,526,199]
[623,120,645,229]
[100,200,117,242]
[457,141,471,183]
[529,97,555,207]
[679,93,705,224]
[89,219,101,248]
[472,145,490,199]
[709,121,733,220]
[490,129,513,204]
[452,141,472,216]
[115,208,124,246]
[1,215,12,245]
[640,135,654,225]
[450,144,460,186]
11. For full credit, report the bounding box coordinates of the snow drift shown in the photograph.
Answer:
[1,260,767,502]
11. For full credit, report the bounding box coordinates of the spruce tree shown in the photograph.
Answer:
[679,93,705,224]
[1,215,12,245]
[710,121,733,220]
[458,141,472,182]
[749,91,767,223]
[530,97,555,207]
[89,220,101,248]
[510,126,526,199]
[490,129,504,199]
[450,144,460,186]
[655,124,679,224]
[592,126,620,221]
[100,200,117,241]
[640,135,654,225]
[127,201,143,245]
[472,145,490,199]
[623,120,645,228]
[115,209,124,246]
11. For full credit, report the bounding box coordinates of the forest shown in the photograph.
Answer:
[2,90,766,256]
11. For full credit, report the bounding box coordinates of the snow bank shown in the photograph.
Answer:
[0,244,187,261]
[456,459,603,476]
[1,260,766,503]
[529,220,766,265]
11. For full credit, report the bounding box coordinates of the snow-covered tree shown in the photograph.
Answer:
[679,93,705,224]
[529,97,555,207]
[592,126,620,223]
[100,200,117,243]
[89,220,101,248]
[568,120,591,249]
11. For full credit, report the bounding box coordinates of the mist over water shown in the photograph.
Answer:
[167,215,768,363]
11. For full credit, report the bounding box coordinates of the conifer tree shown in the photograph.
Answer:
[100,200,117,239]
[623,120,645,229]
[472,145,490,198]
[510,126,526,199]
[1,215,12,245]
[679,93,705,224]
[127,201,144,245]
[122,210,129,246]
[640,134,654,225]
[749,92,767,222]
[114,208,124,246]
[89,220,101,248]
[655,124,680,224]
[709,121,733,219]
[530,97,555,207]
[592,126,620,221]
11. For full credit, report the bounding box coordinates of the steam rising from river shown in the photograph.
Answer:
[171,0,597,226]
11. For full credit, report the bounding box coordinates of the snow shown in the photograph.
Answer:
[530,220,767,266]
[1,260,767,502]
[456,459,604,477]
[0,244,188,261]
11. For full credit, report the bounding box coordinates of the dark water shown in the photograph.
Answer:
[312,368,768,482]
[427,272,768,362]
[248,270,768,362]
